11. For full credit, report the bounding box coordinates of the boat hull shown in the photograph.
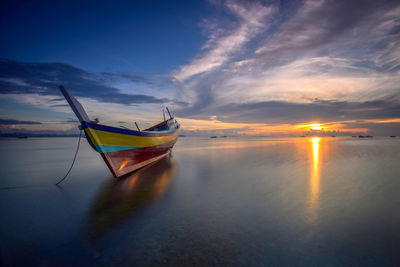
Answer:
[82,121,180,177]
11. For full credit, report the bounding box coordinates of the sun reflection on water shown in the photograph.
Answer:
[308,137,320,222]
[312,137,319,170]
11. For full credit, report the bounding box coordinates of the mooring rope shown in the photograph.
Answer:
[0,129,83,190]
[56,129,83,186]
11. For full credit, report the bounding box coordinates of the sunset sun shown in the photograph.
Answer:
[308,123,323,131]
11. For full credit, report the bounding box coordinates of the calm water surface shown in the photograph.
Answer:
[0,137,400,266]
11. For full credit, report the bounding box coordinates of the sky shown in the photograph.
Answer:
[1,0,400,136]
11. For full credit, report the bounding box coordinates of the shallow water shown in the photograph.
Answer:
[1,137,400,266]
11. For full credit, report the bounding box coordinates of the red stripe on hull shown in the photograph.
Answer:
[101,139,178,178]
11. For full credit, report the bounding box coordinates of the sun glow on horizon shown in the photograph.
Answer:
[308,123,323,130]
[177,118,371,136]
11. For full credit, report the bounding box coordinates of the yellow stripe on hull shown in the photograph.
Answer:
[85,128,179,148]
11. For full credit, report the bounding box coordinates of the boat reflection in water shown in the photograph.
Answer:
[86,155,177,238]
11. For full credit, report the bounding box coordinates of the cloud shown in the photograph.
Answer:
[240,0,400,78]
[49,104,69,108]
[172,0,400,128]
[177,98,400,125]
[173,0,277,82]
[254,0,400,69]
[215,56,400,104]
[0,118,41,125]
[0,58,174,105]
[340,121,400,136]
[2,0,400,136]
[100,71,176,95]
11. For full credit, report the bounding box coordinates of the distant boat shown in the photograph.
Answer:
[390,136,396,138]
[331,135,336,137]
[221,135,227,138]
[60,86,180,178]
[210,136,218,138]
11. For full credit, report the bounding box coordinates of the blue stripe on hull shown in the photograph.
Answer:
[96,145,139,153]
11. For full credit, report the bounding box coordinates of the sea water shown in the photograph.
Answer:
[0,137,399,266]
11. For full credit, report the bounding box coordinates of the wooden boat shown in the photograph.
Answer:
[60,85,180,178]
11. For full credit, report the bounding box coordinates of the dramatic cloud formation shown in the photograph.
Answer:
[173,0,400,134]
[1,0,400,135]
[0,59,171,105]
[173,0,277,81]
[177,99,400,124]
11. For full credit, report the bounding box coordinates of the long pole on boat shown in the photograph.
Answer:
[166,107,172,119]
[135,122,140,132]
[163,109,166,121]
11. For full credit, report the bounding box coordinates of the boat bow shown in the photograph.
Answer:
[60,85,180,178]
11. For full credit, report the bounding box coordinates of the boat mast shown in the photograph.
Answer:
[166,107,172,119]
[135,122,141,132]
